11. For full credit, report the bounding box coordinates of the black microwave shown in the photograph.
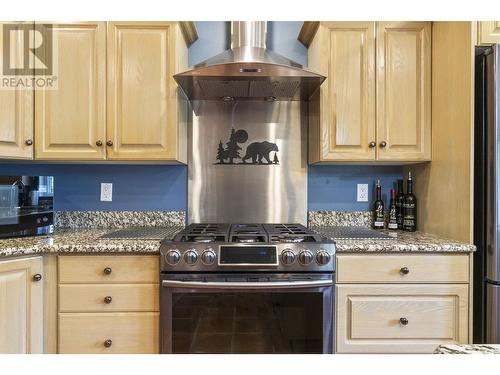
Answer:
[0,176,54,238]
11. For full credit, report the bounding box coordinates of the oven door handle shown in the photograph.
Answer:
[162,279,333,289]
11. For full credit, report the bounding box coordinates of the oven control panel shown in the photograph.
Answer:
[160,242,335,272]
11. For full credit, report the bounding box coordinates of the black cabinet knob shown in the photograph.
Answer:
[25,139,33,146]
[103,267,112,275]
[33,274,42,282]
[399,317,409,326]
[106,140,113,147]
[369,141,376,148]
[104,296,112,304]
[379,141,387,148]
[400,267,410,275]
[96,140,103,147]
[104,339,112,348]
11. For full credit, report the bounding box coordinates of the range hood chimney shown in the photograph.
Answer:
[174,21,325,101]
[231,21,267,49]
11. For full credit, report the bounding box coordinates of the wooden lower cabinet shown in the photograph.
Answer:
[336,284,469,353]
[0,256,43,354]
[57,255,160,354]
[335,251,472,354]
[59,312,159,354]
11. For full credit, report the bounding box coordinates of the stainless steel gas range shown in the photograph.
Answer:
[160,223,336,354]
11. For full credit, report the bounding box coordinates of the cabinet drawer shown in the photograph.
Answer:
[336,284,469,353]
[59,284,159,312]
[336,254,469,283]
[59,255,159,284]
[58,312,159,354]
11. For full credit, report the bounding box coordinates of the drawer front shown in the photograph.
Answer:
[336,284,469,353]
[58,312,159,354]
[59,255,159,284]
[336,254,469,283]
[59,284,159,312]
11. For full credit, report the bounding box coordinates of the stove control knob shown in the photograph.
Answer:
[201,249,216,265]
[316,249,331,265]
[165,249,181,265]
[184,249,198,265]
[298,250,314,265]
[281,249,296,265]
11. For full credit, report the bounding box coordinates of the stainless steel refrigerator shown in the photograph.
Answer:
[474,44,500,343]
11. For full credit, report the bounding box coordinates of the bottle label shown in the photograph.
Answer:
[374,221,384,228]
[388,222,398,229]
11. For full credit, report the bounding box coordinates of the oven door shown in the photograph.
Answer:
[161,273,334,354]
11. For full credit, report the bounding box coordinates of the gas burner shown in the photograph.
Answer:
[193,236,216,243]
[278,235,305,243]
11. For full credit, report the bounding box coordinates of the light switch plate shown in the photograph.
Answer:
[100,183,113,202]
[357,184,369,202]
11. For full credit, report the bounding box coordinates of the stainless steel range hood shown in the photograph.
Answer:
[174,21,325,101]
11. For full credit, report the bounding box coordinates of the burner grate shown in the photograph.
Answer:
[173,223,231,242]
[173,223,324,243]
[264,224,323,243]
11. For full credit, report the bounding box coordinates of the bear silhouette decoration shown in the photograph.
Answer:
[241,141,279,164]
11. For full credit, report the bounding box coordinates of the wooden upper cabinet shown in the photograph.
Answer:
[0,23,34,159]
[376,22,431,161]
[307,21,431,163]
[477,21,500,45]
[0,257,43,354]
[107,22,187,161]
[308,22,376,162]
[35,22,106,160]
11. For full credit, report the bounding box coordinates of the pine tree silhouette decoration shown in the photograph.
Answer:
[273,152,279,164]
[216,141,225,164]
[225,128,242,163]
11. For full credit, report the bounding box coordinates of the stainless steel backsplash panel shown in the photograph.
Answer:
[188,100,307,224]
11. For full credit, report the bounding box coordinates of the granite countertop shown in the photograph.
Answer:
[313,227,475,253]
[435,344,500,354]
[0,229,167,258]
[1,227,475,259]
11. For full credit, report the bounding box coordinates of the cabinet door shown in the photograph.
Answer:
[309,22,376,161]
[0,256,43,354]
[35,22,106,160]
[0,23,33,159]
[376,22,431,161]
[107,22,180,160]
[337,284,469,353]
[478,21,500,45]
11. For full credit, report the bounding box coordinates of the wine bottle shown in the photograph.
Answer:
[388,189,398,230]
[396,179,405,229]
[403,172,417,232]
[372,179,385,230]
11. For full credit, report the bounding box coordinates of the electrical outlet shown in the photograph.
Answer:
[357,184,369,202]
[100,183,113,202]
